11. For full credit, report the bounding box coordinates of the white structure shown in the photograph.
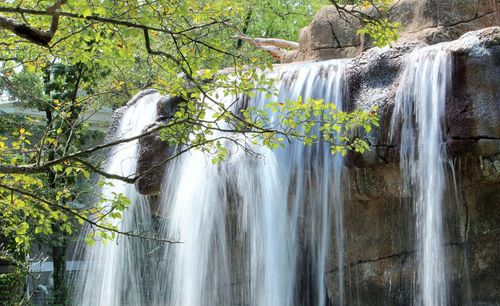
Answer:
[0,95,113,131]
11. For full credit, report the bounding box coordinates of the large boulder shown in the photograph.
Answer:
[291,5,364,62]
[286,0,499,62]
[397,0,500,44]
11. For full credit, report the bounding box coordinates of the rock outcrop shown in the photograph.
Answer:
[136,95,181,195]
[397,0,500,44]
[289,5,364,62]
[331,27,500,305]
[285,0,499,62]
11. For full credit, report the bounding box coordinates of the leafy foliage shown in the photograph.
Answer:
[0,249,27,305]
[335,0,401,47]
[0,0,389,253]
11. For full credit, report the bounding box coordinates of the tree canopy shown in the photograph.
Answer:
[0,0,393,265]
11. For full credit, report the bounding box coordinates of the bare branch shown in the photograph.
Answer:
[231,34,297,62]
[232,35,299,50]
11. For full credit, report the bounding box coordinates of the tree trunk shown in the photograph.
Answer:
[52,241,67,305]
[44,66,68,305]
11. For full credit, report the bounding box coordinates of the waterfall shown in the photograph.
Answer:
[391,45,452,306]
[72,91,161,306]
[71,60,348,306]
[155,59,347,306]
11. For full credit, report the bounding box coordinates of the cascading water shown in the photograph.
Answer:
[72,92,161,306]
[391,45,452,306]
[155,59,347,306]
[72,60,348,306]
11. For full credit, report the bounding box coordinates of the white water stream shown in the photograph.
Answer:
[155,59,347,306]
[72,92,160,306]
[391,45,452,306]
[73,60,347,306]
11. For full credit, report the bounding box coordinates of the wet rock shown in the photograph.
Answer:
[443,29,500,162]
[135,96,180,195]
[156,95,184,121]
[343,27,500,169]
[322,27,500,305]
[135,123,167,195]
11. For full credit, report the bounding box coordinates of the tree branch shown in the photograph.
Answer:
[0,0,66,47]
[0,5,177,47]
[232,35,299,50]
[231,34,298,62]
[0,182,181,244]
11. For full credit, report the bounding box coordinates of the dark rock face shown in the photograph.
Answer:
[136,96,181,195]
[102,90,179,196]
[135,122,169,195]
[326,28,500,305]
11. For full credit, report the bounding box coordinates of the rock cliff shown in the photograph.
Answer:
[286,0,499,62]
[333,27,500,305]
[127,2,499,304]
